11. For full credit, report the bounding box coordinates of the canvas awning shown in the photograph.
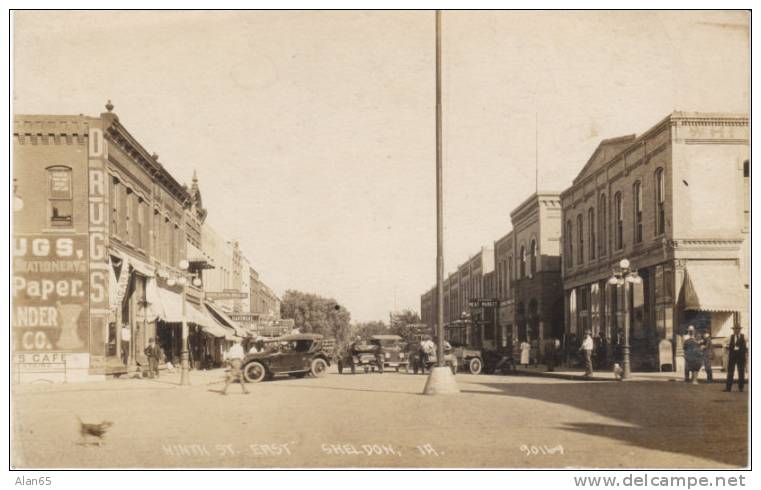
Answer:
[684,262,746,312]
[205,302,249,338]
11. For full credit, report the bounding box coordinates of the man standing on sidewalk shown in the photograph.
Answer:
[724,325,747,393]
[683,326,696,382]
[579,330,594,377]
[144,338,162,379]
[700,331,714,384]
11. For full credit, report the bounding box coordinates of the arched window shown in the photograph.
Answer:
[577,214,584,264]
[566,220,573,269]
[507,256,513,294]
[529,239,537,277]
[599,194,607,256]
[47,166,73,227]
[633,181,643,243]
[655,168,665,235]
[520,246,526,279]
[614,192,623,250]
[588,207,596,260]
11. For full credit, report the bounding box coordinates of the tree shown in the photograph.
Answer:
[389,309,424,342]
[280,290,352,345]
[352,320,388,339]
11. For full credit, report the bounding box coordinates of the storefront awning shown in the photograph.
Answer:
[684,262,746,312]
[154,287,211,327]
[205,302,249,338]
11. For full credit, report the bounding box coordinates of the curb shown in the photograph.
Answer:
[512,369,617,382]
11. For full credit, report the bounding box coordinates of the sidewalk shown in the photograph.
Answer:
[513,364,735,383]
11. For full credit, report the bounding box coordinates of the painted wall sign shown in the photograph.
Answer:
[13,235,89,352]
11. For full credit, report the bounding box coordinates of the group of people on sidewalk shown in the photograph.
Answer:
[683,324,747,392]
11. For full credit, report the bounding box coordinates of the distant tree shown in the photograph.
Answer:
[352,320,388,339]
[389,310,423,342]
[280,290,352,345]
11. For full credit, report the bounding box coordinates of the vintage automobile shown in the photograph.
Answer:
[337,339,382,374]
[451,346,485,375]
[242,333,331,382]
[369,334,409,372]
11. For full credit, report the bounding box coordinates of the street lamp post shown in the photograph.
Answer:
[608,258,642,380]
[167,259,203,386]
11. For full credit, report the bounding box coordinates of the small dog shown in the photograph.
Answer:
[76,416,113,446]
[613,363,624,381]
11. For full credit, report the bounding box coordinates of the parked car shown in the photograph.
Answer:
[451,346,484,374]
[337,339,382,374]
[242,334,331,382]
[369,334,409,372]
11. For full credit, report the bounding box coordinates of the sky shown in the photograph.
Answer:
[12,10,749,322]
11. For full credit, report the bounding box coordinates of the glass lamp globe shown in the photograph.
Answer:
[619,259,630,269]
[192,277,202,287]
[167,278,176,287]
[179,259,190,271]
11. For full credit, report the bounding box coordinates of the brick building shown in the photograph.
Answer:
[560,112,749,370]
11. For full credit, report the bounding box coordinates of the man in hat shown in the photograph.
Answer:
[579,330,594,376]
[724,324,747,392]
[144,338,162,379]
[683,326,696,383]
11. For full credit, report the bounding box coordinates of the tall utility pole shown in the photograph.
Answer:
[435,9,445,367]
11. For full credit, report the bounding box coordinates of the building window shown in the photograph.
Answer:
[599,194,607,256]
[655,168,665,236]
[110,176,119,236]
[566,220,573,268]
[588,207,596,260]
[614,192,623,250]
[520,246,526,279]
[152,209,160,257]
[507,256,513,295]
[633,181,643,243]
[136,198,145,250]
[743,160,749,231]
[47,166,73,227]
[125,188,134,244]
[577,214,584,264]
[529,239,537,277]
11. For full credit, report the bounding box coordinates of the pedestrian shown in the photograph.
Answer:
[222,339,249,395]
[579,330,594,376]
[144,338,162,379]
[544,337,557,372]
[724,325,747,393]
[248,337,265,355]
[374,338,385,374]
[520,338,531,368]
[120,323,131,366]
[683,325,696,383]
[511,337,521,371]
[530,338,539,367]
[683,332,703,385]
[700,332,714,384]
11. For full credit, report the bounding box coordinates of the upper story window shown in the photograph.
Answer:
[743,160,749,231]
[529,239,537,277]
[588,207,596,260]
[577,214,584,265]
[633,181,643,243]
[655,168,665,236]
[507,256,513,294]
[519,246,526,279]
[599,194,607,257]
[47,166,73,227]
[566,220,573,269]
[125,188,134,244]
[614,192,624,250]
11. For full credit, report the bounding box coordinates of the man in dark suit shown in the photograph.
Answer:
[724,325,747,392]
[144,338,163,379]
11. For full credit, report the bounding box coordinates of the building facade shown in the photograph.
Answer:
[560,112,749,370]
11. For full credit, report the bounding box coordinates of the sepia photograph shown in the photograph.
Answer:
[9,8,750,473]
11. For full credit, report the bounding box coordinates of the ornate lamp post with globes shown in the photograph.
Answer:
[167,259,203,386]
[608,258,642,380]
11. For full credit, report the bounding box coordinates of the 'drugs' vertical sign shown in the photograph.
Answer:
[87,124,110,373]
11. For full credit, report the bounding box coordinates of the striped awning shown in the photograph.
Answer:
[684,262,746,313]
[204,302,248,338]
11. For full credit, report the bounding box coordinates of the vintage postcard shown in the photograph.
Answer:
[10,9,750,471]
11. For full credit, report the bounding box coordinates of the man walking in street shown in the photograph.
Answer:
[222,339,249,395]
[579,330,594,376]
[144,338,162,379]
[724,325,747,392]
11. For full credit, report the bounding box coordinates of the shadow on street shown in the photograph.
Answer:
[461,378,748,467]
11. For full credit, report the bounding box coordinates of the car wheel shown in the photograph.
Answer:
[311,358,328,378]
[469,357,483,375]
[243,362,266,383]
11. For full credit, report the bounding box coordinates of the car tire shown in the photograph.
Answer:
[311,358,328,378]
[468,357,483,375]
[243,361,266,383]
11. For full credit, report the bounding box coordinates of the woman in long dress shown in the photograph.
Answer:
[520,339,531,367]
